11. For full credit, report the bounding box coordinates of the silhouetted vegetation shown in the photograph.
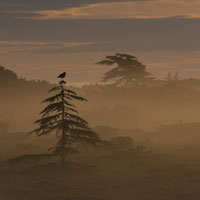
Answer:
[0,66,51,92]
[31,75,100,166]
[96,53,154,87]
[2,56,200,199]
[8,74,100,166]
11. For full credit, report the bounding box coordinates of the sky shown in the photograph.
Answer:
[0,0,200,83]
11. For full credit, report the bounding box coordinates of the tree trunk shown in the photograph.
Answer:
[61,84,66,167]
[60,146,65,166]
[60,132,66,166]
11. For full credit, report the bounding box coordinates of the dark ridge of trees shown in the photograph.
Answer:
[0,66,18,83]
[0,66,51,95]
[96,53,154,87]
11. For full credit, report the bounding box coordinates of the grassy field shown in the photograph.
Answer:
[1,150,200,200]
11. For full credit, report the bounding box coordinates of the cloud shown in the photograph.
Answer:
[0,41,47,47]
[0,0,147,10]
[0,40,94,53]
[26,0,200,20]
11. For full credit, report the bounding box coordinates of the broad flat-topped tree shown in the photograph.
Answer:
[30,73,100,166]
[96,53,154,87]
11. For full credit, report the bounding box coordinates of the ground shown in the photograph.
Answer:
[1,151,200,200]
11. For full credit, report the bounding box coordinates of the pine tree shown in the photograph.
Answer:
[96,53,154,87]
[30,73,100,166]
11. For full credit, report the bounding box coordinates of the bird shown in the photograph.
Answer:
[57,72,66,79]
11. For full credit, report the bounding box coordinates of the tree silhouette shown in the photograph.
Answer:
[165,72,180,82]
[30,74,100,166]
[96,53,154,87]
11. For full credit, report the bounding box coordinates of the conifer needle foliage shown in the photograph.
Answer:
[30,75,100,166]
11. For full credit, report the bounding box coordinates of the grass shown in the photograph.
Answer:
[1,151,200,200]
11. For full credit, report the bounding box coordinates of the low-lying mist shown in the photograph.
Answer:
[1,66,200,200]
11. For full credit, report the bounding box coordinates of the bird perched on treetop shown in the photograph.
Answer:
[57,72,66,79]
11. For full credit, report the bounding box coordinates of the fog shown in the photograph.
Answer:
[1,65,200,200]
